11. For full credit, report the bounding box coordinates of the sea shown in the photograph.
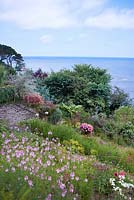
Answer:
[24,56,134,99]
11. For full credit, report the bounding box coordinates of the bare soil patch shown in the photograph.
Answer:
[0,103,36,127]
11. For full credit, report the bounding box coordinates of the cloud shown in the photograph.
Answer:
[0,0,134,30]
[0,0,75,29]
[85,9,134,29]
[40,34,53,44]
[0,0,105,29]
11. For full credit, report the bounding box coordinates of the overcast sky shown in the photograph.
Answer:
[0,0,134,57]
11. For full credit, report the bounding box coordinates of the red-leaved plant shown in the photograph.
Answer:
[23,93,44,105]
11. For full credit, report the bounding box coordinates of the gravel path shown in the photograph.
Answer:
[0,103,36,127]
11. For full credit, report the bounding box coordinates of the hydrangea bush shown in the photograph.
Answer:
[80,123,93,135]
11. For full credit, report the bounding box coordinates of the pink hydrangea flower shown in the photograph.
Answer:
[80,123,93,135]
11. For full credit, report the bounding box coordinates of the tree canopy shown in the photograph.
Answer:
[44,64,112,114]
[0,44,24,71]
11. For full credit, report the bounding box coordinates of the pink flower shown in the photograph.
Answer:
[61,189,67,197]
[48,131,52,135]
[114,171,125,178]
[70,172,75,179]
[28,180,33,187]
[119,171,125,177]
[24,176,28,181]
[80,123,93,135]
[45,193,52,200]
[75,177,79,181]
[48,176,52,181]
[69,184,74,193]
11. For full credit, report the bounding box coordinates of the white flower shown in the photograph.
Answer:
[35,113,39,117]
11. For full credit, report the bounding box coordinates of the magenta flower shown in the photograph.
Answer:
[80,123,93,135]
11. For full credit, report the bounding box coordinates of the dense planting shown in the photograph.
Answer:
[0,44,134,199]
[0,128,134,200]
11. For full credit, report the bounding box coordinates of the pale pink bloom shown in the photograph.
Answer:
[48,131,52,135]
[56,168,61,173]
[48,176,52,181]
[70,172,75,179]
[11,167,15,172]
[75,177,80,181]
[30,151,35,158]
[69,184,74,193]
[45,193,52,200]
[59,182,65,190]
[24,176,28,181]
[61,189,67,197]
[28,180,33,187]
[24,166,27,170]
[46,160,51,166]
[2,133,5,138]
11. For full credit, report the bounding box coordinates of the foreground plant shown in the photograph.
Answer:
[109,171,134,199]
[0,131,94,200]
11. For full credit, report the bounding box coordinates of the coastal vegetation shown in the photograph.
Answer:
[0,44,134,199]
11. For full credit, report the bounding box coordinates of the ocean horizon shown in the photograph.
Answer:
[24,56,134,99]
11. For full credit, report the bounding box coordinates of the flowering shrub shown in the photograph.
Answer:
[33,68,48,79]
[0,131,93,200]
[80,123,93,135]
[23,93,44,105]
[110,171,134,199]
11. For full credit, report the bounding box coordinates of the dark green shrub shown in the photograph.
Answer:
[0,64,7,85]
[119,122,134,145]
[0,86,16,103]
[48,108,62,124]
[110,86,132,112]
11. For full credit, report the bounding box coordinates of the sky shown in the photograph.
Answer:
[0,0,134,57]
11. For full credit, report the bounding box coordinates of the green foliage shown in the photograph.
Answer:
[110,87,132,112]
[94,170,113,195]
[119,122,134,145]
[9,70,36,99]
[23,119,77,142]
[48,108,63,124]
[22,119,134,173]
[35,82,53,101]
[60,103,82,118]
[0,130,97,200]
[0,85,16,104]
[0,64,7,85]
[45,70,76,103]
[114,106,134,124]
[44,64,111,114]
[38,101,56,119]
[0,44,24,70]
[63,139,84,154]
